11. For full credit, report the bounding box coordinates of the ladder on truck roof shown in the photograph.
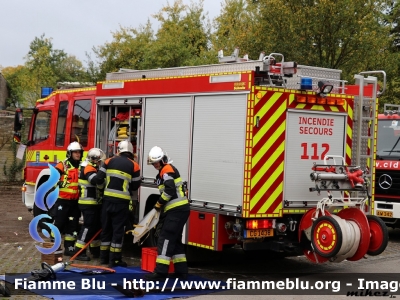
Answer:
[105,48,345,92]
[352,71,386,203]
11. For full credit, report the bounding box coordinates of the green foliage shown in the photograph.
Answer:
[3,141,25,182]
[3,34,97,108]
[92,0,215,73]
[151,0,215,67]
[2,65,37,108]
[2,0,400,108]
[92,21,155,79]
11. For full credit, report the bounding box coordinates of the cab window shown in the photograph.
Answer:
[33,111,51,144]
[70,100,91,147]
[56,101,68,147]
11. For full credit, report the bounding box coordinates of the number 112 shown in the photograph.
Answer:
[300,143,330,160]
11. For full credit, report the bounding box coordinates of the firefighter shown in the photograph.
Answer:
[72,148,106,261]
[53,141,83,256]
[97,140,141,267]
[144,146,190,281]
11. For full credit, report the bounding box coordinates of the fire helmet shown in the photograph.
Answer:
[86,148,106,163]
[67,141,84,159]
[117,140,134,154]
[147,146,172,165]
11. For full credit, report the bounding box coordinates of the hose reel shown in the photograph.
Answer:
[299,207,388,264]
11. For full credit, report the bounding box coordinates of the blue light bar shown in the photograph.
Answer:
[300,77,313,90]
[41,87,53,98]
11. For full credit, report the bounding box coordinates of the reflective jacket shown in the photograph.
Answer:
[156,164,189,212]
[97,154,141,203]
[78,161,103,206]
[55,160,80,200]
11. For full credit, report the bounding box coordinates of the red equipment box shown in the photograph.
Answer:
[141,247,174,273]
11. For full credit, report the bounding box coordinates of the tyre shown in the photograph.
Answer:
[366,215,389,256]
[311,215,343,258]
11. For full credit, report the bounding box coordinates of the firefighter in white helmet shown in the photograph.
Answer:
[72,148,106,261]
[96,140,141,267]
[51,141,84,256]
[144,146,190,281]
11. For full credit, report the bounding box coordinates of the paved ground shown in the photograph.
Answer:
[2,182,400,299]
[0,183,142,299]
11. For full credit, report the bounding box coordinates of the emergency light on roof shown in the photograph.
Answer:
[300,77,313,90]
[295,95,345,106]
[40,87,53,98]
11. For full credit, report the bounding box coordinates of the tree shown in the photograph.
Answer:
[93,0,214,73]
[151,0,215,67]
[3,34,93,108]
[213,0,394,82]
[26,34,92,91]
[1,65,37,107]
[378,0,400,107]
[92,21,155,78]
[211,0,253,57]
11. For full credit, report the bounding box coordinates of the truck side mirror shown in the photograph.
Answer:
[13,109,23,143]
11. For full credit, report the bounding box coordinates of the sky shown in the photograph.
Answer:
[0,0,224,68]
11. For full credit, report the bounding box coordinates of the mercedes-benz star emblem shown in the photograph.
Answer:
[378,174,393,190]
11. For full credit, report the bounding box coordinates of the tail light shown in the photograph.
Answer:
[246,219,275,229]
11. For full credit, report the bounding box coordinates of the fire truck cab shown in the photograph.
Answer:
[374,104,400,227]
[16,50,389,263]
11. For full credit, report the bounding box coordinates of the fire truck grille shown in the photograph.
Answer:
[375,170,400,200]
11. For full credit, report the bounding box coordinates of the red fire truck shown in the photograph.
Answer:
[14,50,389,263]
[373,104,400,227]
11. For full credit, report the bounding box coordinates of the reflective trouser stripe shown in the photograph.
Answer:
[101,241,110,251]
[90,240,101,247]
[172,254,187,263]
[156,255,171,266]
[65,234,76,242]
[110,246,122,253]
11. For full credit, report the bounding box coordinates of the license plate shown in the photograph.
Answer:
[245,229,274,238]
[376,210,393,218]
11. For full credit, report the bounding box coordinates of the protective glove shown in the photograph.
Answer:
[96,188,104,204]
[154,202,163,212]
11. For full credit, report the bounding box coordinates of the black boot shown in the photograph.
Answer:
[144,272,167,281]
[75,251,91,261]
[108,260,127,268]
[63,241,75,256]
[90,246,100,259]
[100,250,109,264]
[109,252,127,267]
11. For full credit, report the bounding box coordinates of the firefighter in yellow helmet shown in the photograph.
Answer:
[52,141,83,256]
[97,140,141,267]
[72,148,106,261]
[144,146,190,281]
